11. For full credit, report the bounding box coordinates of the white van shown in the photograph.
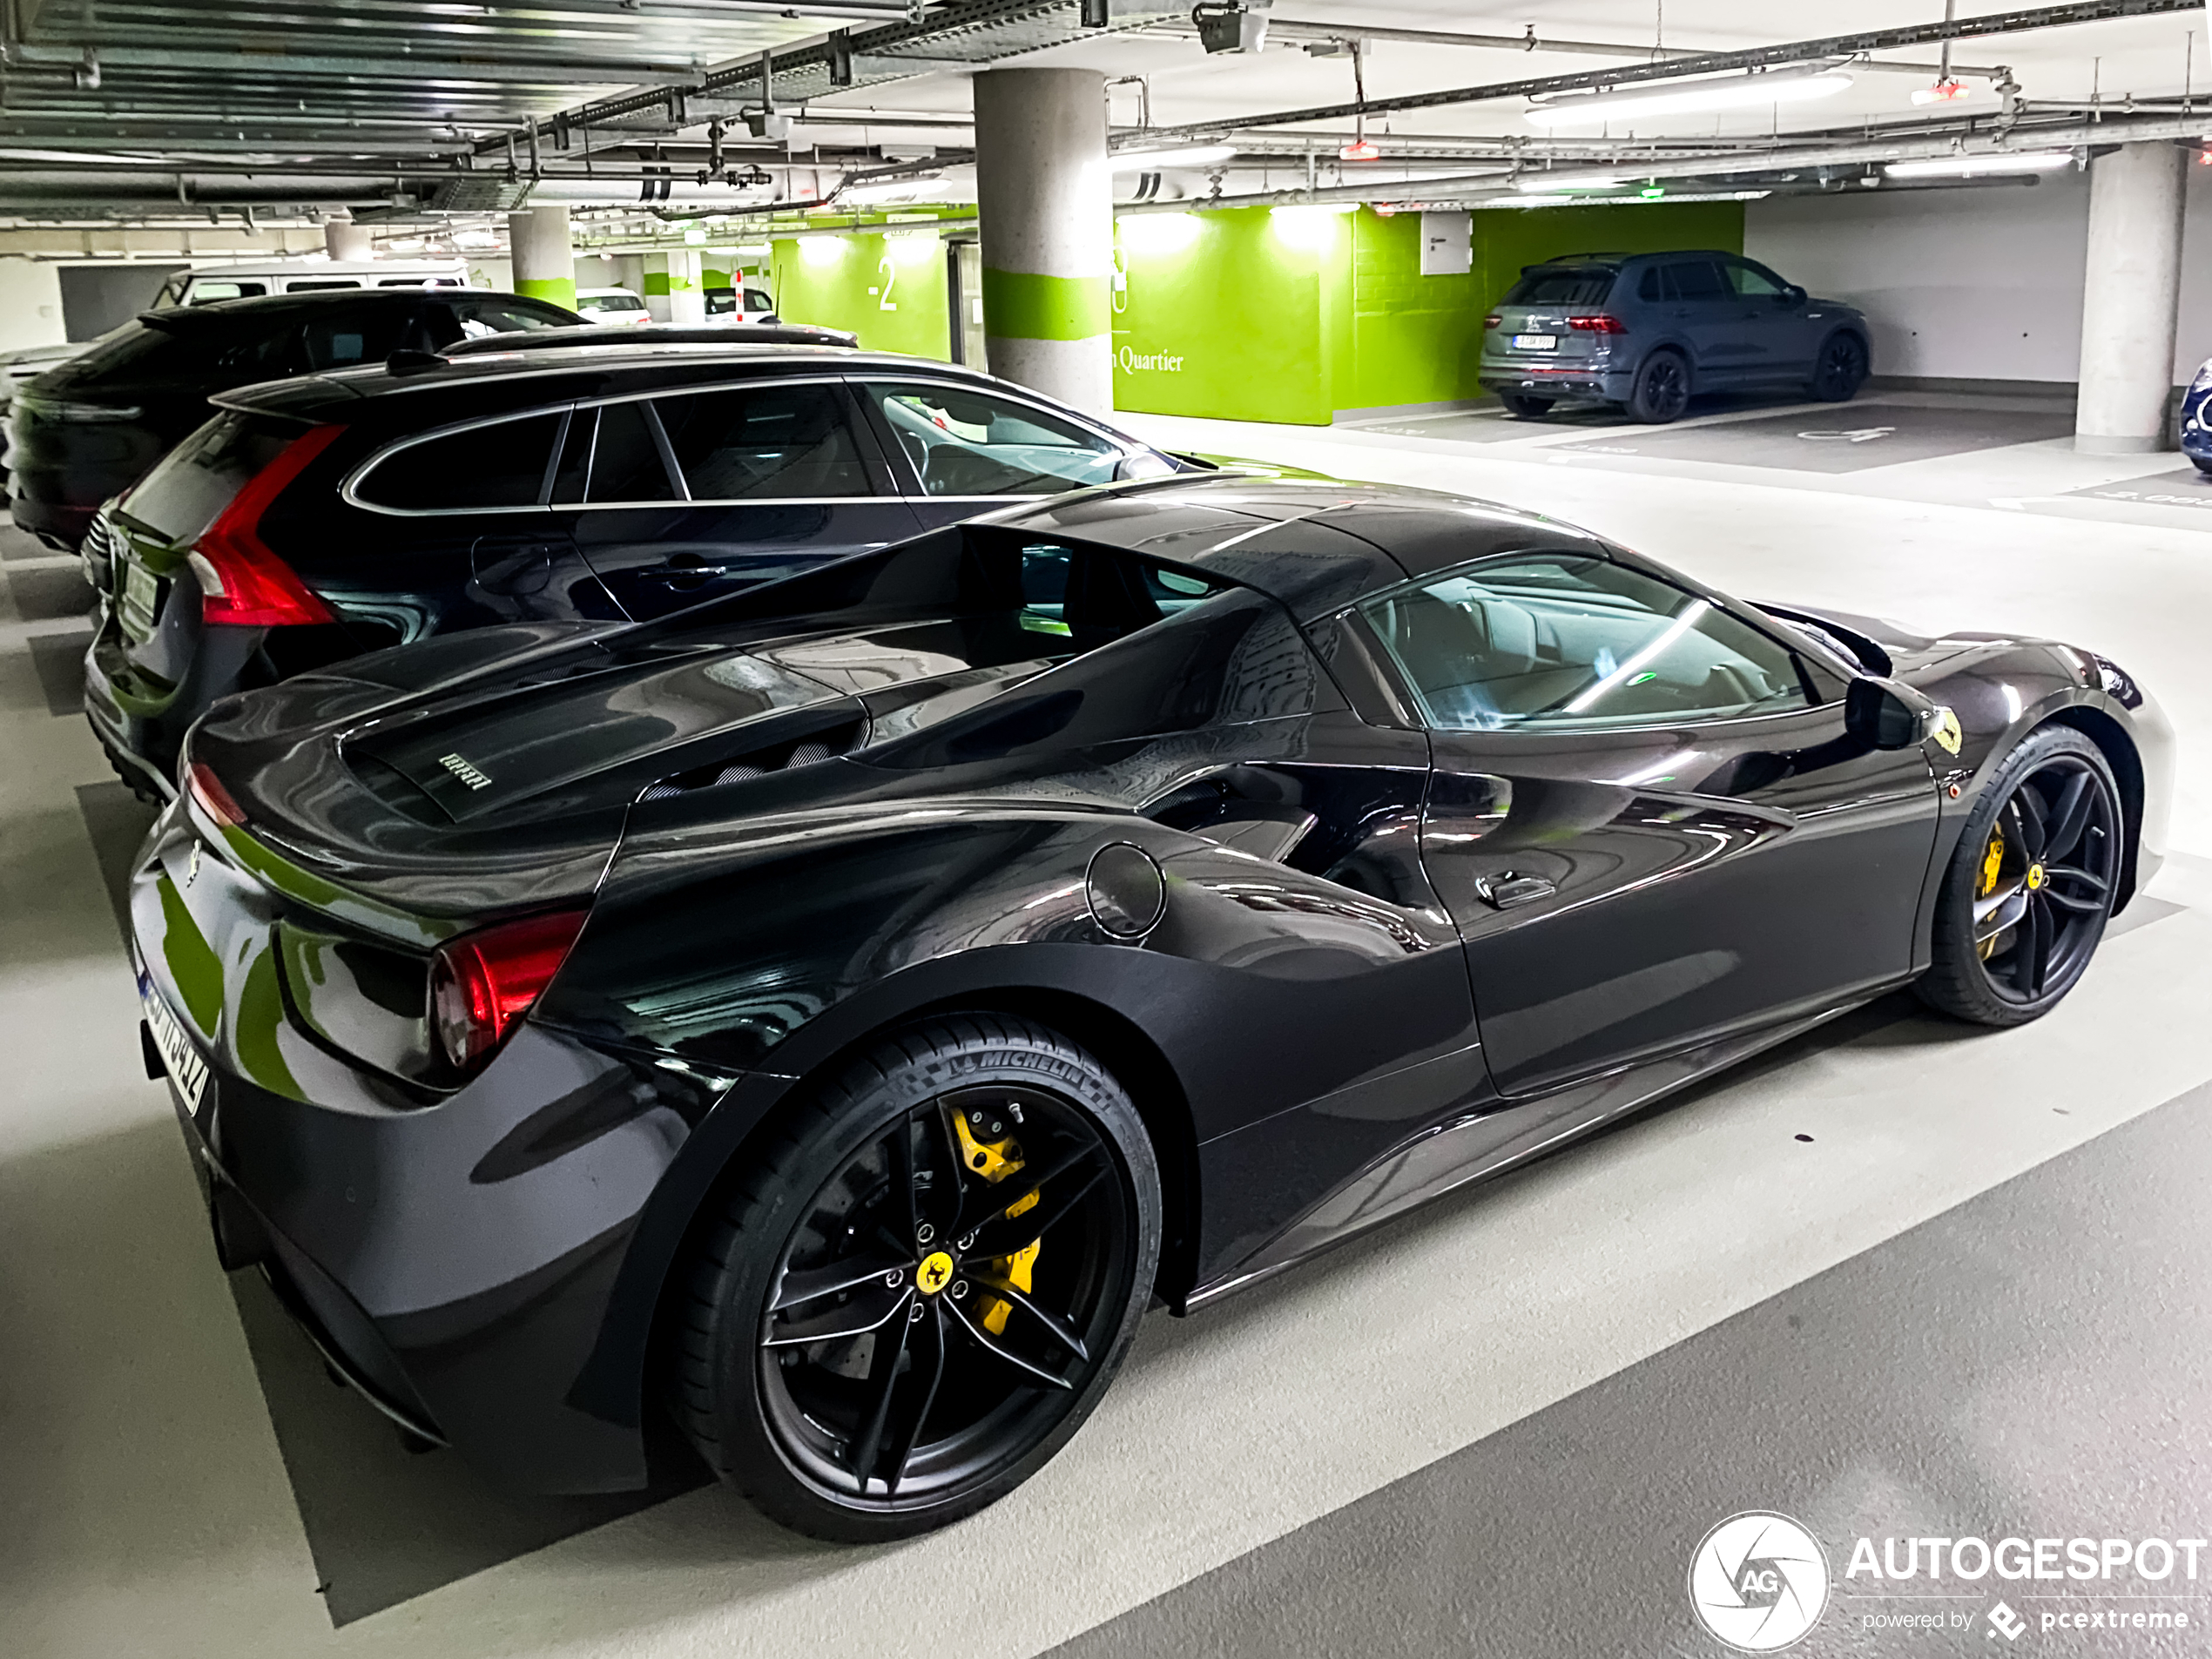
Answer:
[151,260,475,308]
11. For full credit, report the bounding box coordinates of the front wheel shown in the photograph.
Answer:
[1627,351,1690,423]
[1809,333,1869,402]
[1915,727,2123,1027]
[671,1015,1161,1541]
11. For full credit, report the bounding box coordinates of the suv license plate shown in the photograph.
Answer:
[1512,334,1558,352]
[140,973,209,1110]
[121,557,160,640]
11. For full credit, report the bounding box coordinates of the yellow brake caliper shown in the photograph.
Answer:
[1977,826,2006,960]
[952,1109,1041,1337]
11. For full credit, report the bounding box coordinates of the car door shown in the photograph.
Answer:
[335,406,617,634]
[1649,257,1747,386]
[572,377,920,621]
[1721,256,1817,381]
[1356,550,1939,1098]
[851,377,1163,529]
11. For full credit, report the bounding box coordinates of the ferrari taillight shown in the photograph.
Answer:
[185,761,246,828]
[192,423,346,627]
[429,909,590,1072]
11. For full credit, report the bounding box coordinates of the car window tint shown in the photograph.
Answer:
[185,280,266,304]
[356,413,562,511]
[122,410,294,543]
[1662,260,1728,301]
[1361,554,1810,731]
[654,382,872,499]
[586,399,678,502]
[704,289,737,315]
[454,298,568,337]
[1012,541,1224,648]
[1637,266,1662,301]
[1501,267,1615,307]
[745,288,775,311]
[287,280,363,293]
[870,381,1123,496]
[1726,260,1789,298]
[298,307,415,370]
[550,406,594,503]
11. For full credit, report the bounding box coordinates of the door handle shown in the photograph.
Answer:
[642,553,731,584]
[1472,872,1556,910]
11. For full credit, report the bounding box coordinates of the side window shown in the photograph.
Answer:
[653,382,872,499]
[1359,554,1811,732]
[703,288,737,316]
[1012,542,1222,650]
[1725,260,1789,299]
[1637,266,1662,302]
[354,412,564,512]
[867,381,1123,497]
[585,400,679,503]
[745,288,776,313]
[1662,260,1728,301]
[186,280,266,305]
[286,279,364,293]
[454,299,569,337]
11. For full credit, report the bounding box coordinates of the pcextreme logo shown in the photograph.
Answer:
[1689,1512,1831,1652]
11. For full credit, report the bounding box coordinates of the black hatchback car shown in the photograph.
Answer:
[84,341,1195,797]
[1480,250,1872,422]
[5,287,581,550]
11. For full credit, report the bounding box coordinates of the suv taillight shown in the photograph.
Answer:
[429,910,590,1072]
[1483,314,1503,329]
[191,423,346,627]
[1568,314,1629,334]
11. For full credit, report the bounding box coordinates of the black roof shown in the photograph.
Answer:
[144,287,558,326]
[994,474,1605,619]
[213,341,1074,427]
[442,320,857,358]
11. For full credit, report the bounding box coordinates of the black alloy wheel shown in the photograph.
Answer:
[1916,727,2123,1027]
[1627,351,1689,423]
[671,1015,1160,1541]
[1810,333,1869,402]
[1499,392,1555,420]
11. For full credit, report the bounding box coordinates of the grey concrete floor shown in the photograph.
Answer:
[5,393,2212,1656]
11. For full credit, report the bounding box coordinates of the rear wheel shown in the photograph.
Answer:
[671,1014,1160,1541]
[1915,727,2122,1027]
[1627,351,1689,423]
[1499,393,1555,420]
[1809,333,1869,402]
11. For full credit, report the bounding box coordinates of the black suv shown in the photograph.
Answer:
[6,288,581,549]
[83,341,1196,797]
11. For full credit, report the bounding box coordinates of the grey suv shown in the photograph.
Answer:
[1480,250,1871,423]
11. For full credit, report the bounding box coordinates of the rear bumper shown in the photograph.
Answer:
[84,609,264,788]
[1479,360,1633,401]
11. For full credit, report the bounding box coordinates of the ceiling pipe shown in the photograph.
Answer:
[1134,0,2202,140]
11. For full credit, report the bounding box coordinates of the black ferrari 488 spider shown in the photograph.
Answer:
[130,471,2170,1539]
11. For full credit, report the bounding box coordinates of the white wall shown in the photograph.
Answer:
[0,260,66,352]
[1744,164,2212,387]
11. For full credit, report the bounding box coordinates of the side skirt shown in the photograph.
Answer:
[1181,995,1878,1312]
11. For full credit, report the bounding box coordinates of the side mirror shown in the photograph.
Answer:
[1845,676,1937,750]
[1784,285,1808,307]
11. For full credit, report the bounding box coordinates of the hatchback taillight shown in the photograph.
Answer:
[1483,314,1503,329]
[429,909,590,1072]
[1568,314,1629,334]
[192,423,346,627]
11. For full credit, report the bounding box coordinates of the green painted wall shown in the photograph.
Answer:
[768,231,952,358]
[1110,199,1747,425]
[514,275,577,312]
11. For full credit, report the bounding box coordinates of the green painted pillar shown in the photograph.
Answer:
[973,66,1112,412]
[508,205,577,313]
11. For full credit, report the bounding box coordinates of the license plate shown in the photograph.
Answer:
[121,556,160,641]
[1512,334,1558,352]
[140,973,209,1111]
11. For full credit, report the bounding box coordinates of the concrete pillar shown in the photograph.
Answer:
[972,66,1112,412]
[642,250,705,324]
[508,205,577,312]
[323,217,370,261]
[2075,141,2187,455]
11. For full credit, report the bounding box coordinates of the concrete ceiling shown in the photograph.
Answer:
[0,0,2203,233]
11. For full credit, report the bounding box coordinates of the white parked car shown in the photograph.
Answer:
[705,283,781,324]
[576,287,652,324]
[150,259,474,307]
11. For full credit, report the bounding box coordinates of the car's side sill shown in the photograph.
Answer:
[1181,993,1885,1313]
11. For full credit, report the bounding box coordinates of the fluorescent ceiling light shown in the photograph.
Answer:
[1883,151,2073,179]
[1527,66,1852,128]
[1110,145,1237,172]
[1514,171,1629,192]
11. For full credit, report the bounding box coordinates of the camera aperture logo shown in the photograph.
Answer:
[1689,1512,1831,1652]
